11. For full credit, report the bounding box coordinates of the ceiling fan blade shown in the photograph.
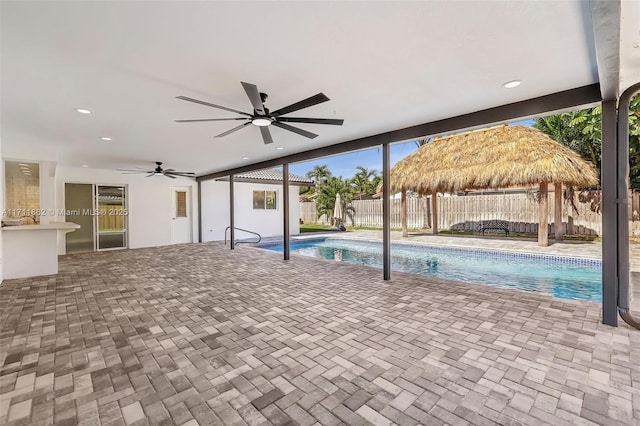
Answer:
[270,93,330,117]
[260,126,274,144]
[276,117,344,126]
[146,173,156,177]
[215,121,252,138]
[176,96,252,117]
[271,121,318,139]
[175,118,249,123]
[117,169,152,173]
[162,172,177,179]
[166,171,195,176]
[241,81,265,115]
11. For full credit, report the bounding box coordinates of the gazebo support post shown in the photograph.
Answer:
[538,182,548,246]
[401,189,408,237]
[554,182,563,241]
[424,196,431,228]
[431,192,438,235]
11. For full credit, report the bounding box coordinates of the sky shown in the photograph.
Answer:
[288,119,535,179]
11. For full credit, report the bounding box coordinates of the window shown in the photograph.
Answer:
[176,191,187,217]
[4,161,40,223]
[253,190,277,210]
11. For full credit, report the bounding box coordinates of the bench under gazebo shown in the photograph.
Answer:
[391,125,599,246]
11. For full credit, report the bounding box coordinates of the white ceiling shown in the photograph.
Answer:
[0,1,630,175]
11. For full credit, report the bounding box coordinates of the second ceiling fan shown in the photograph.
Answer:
[175,81,344,145]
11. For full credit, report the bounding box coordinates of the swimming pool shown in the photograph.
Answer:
[258,237,602,302]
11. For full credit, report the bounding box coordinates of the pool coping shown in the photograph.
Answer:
[255,233,603,267]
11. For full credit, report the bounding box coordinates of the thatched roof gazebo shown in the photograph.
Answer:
[391,125,599,246]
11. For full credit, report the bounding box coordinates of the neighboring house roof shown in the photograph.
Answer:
[216,168,314,186]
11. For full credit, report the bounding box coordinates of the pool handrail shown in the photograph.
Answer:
[224,226,261,245]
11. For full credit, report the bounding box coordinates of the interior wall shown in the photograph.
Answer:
[200,180,300,241]
[2,141,58,163]
[55,166,198,253]
[4,168,40,218]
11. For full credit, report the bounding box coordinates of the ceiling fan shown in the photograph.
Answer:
[174,81,344,145]
[118,162,195,179]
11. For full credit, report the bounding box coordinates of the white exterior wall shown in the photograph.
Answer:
[200,179,230,242]
[201,180,301,242]
[55,166,198,253]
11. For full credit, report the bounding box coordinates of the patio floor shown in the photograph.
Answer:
[1,241,640,426]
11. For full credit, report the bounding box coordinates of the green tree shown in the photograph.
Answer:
[305,164,332,186]
[315,176,354,223]
[628,94,640,190]
[534,93,640,190]
[351,166,379,197]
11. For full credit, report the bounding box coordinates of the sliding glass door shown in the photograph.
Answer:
[65,183,94,253]
[95,185,127,250]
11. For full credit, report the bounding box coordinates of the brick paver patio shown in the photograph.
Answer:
[1,242,639,425]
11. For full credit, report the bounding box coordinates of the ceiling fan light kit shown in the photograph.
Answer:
[252,117,273,127]
[175,81,344,145]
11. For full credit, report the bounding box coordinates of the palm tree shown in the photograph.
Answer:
[315,177,354,224]
[351,166,379,198]
[414,137,433,148]
[306,165,332,186]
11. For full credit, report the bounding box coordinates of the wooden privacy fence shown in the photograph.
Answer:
[300,191,640,236]
[97,203,126,231]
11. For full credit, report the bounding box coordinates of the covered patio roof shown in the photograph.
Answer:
[2,1,637,174]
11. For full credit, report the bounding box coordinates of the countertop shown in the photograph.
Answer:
[2,222,81,231]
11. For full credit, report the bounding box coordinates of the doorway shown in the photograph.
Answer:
[65,183,94,253]
[172,186,192,244]
[96,185,127,250]
[64,183,128,253]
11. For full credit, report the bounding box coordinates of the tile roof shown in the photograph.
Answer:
[217,168,314,185]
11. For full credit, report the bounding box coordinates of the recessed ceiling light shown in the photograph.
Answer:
[81,164,89,168]
[76,108,92,114]
[276,147,284,150]
[242,157,249,160]
[503,80,521,89]
[100,137,112,141]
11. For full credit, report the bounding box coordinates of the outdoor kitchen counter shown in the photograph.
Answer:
[2,222,80,279]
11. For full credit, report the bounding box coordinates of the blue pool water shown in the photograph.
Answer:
[259,238,602,302]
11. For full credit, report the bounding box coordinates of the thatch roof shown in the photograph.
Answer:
[391,125,599,194]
